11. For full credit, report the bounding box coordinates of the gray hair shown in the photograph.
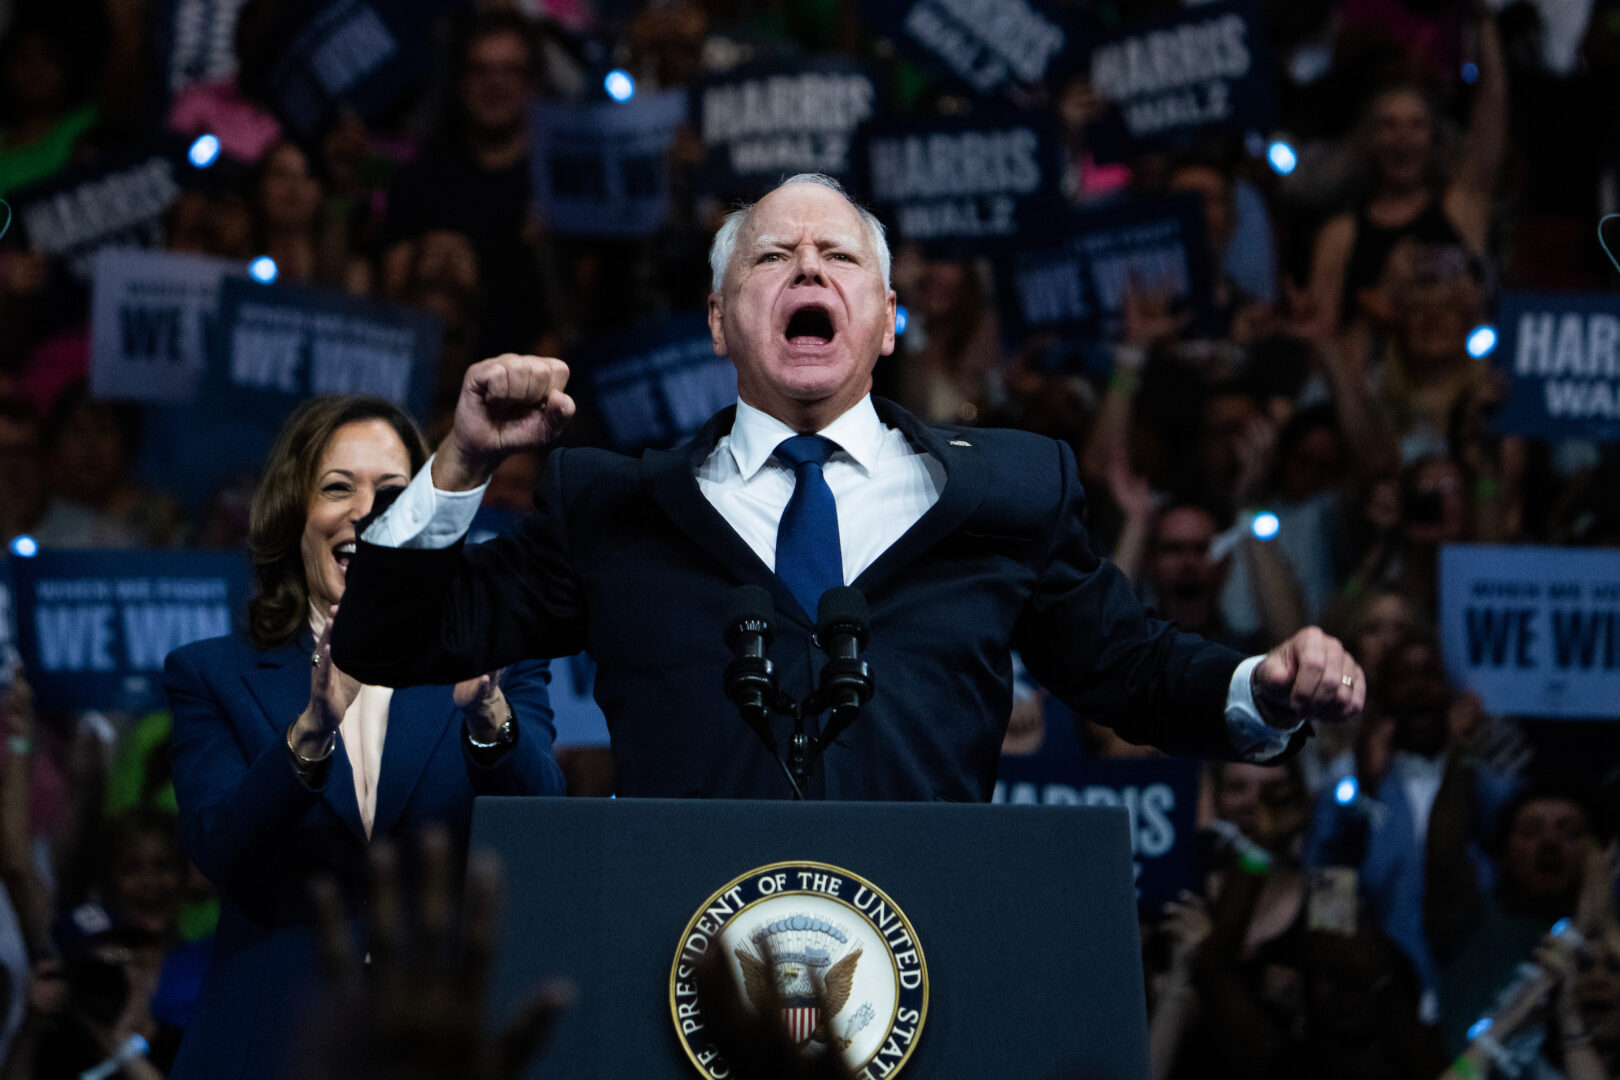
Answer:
[707,173,892,293]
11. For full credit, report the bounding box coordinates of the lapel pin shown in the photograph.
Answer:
[949,439,972,447]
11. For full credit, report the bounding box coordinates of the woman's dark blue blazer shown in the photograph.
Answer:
[162,630,564,1080]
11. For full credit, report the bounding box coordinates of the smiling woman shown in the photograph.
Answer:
[160,395,565,1080]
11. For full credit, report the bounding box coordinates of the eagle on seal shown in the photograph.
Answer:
[736,943,863,1047]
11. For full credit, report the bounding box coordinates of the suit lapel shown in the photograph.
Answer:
[641,407,807,623]
[641,399,990,623]
[241,634,367,844]
[370,684,452,838]
[852,398,989,597]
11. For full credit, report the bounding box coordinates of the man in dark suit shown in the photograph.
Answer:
[332,175,1365,799]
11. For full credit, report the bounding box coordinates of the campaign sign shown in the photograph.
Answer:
[1493,291,1620,442]
[158,0,248,98]
[576,310,736,452]
[697,57,879,199]
[210,276,439,416]
[12,550,251,713]
[997,195,1215,352]
[263,0,454,140]
[862,0,1073,97]
[1087,0,1274,161]
[852,111,1063,255]
[90,250,240,404]
[995,753,1199,913]
[134,278,440,513]
[531,91,686,237]
[1439,544,1620,719]
[11,144,185,281]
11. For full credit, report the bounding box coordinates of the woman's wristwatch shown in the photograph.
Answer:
[467,708,518,752]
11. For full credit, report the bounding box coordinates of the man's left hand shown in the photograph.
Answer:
[1252,627,1366,729]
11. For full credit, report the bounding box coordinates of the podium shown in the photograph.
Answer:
[470,798,1150,1080]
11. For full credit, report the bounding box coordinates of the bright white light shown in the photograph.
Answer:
[8,535,36,558]
[1334,777,1358,805]
[895,305,909,336]
[249,256,278,284]
[1251,511,1280,541]
[188,134,221,169]
[1267,141,1297,177]
[1466,324,1497,359]
[604,69,635,102]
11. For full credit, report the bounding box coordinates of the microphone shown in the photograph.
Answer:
[723,585,777,722]
[813,587,874,748]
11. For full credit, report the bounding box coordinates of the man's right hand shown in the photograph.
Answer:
[434,355,575,491]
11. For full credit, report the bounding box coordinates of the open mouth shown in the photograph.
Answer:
[333,540,356,574]
[785,305,835,346]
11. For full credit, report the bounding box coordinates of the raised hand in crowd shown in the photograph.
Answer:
[436,355,576,491]
[692,931,854,1080]
[300,830,572,1080]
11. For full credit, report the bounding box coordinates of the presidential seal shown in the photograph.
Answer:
[669,861,928,1079]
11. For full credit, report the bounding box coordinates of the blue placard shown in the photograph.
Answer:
[157,0,246,100]
[575,310,736,453]
[1439,544,1620,720]
[11,143,185,281]
[1493,291,1620,442]
[995,752,1200,914]
[696,57,880,200]
[135,277,439,514]
[531,91,687,237]
[11,550,252,713]
[851,111,1064,255]
[861,0,1074,97]
[996,194,1215,355]
[262,0,458,140]
[1086,0,1275,161]
[89,249,241,404]
[209,276,439,415]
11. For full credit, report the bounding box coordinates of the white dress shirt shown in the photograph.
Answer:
[362,395,1300,761]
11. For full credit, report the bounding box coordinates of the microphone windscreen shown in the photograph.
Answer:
[816,586,869,642]
[724,585,775,643]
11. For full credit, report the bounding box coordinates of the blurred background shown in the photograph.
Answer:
[0,0,1617,1076]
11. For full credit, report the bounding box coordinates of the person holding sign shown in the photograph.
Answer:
[162,397,563,1080]
[332,173,1365,802]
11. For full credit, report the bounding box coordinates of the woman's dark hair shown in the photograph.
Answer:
[246,396,429,649]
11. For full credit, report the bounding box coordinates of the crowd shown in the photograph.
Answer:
[0,0,1617,1076]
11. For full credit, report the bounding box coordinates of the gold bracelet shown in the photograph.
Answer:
[286,722,336,769]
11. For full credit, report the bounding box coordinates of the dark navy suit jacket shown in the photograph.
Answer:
[333,399,1271,801]
[163,632,564,1080]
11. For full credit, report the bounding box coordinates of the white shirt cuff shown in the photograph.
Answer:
[360,454,488,550]
[1225,655,1305,762]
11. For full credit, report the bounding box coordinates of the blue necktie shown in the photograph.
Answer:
[774,435,842,616]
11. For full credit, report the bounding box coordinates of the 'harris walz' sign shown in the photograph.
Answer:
[1439,544,1620,720]
[994,753,1199,914]
[697,58,879,199]
[998,195,1214,349]
[853,112,1061,255]
[12,145,185,281]
[12,550,251,713]
[1493,291,1620,442]
[863,0,1072,97]
[577,310,736,453]
[1087,0,1273,160]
